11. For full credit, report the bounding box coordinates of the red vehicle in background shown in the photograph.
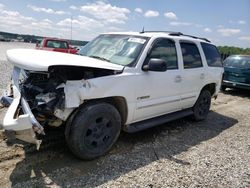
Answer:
[36,38,78,54]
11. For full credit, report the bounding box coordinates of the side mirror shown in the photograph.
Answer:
[143,58,167,72]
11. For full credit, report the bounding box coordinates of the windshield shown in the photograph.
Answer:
[224,56,250,68]
[78,34,148,66]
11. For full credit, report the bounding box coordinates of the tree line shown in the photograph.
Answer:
[218,46,250,56]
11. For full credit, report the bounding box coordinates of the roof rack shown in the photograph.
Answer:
[140,30,183,35]
[169,33,211,43]
[140,30,210,43]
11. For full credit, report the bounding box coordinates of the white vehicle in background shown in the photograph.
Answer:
[0,31,223,159]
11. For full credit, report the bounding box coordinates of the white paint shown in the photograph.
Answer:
[2,32,224,146]
[6,49,124,71]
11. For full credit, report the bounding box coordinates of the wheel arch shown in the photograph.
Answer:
[65,96,128,141]
[201,83,216,96]
[83,96,128,126]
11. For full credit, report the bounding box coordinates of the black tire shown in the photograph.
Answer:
[192,90,211,121]
[221,85,226,92]
[65,102,121,160]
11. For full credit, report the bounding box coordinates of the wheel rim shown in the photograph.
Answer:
[198,95,210,116]
[84,116,115,151]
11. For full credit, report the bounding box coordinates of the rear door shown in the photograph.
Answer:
[179,42,205,108]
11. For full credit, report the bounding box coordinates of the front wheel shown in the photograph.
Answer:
[65,102,121,160]
[192,90,211,121]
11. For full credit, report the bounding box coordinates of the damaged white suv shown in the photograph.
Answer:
[1,31,223,159]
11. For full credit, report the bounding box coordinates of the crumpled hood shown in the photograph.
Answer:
[6,49,124,72]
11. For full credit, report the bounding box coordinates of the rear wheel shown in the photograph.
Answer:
[193,90,211,121]
[65,102,121,160]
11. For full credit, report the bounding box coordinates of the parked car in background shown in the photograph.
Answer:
[221,55,250,91]
[36,38,78,54]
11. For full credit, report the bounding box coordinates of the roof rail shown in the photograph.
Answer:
[139,30,211,43]
[139,30,183,35]
[169,32,211,43]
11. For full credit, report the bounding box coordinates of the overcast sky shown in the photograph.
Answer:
[0,0,249,47]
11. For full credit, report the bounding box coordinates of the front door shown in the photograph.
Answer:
[133,38,182,122]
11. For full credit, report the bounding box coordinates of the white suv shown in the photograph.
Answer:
[1,31,223,159]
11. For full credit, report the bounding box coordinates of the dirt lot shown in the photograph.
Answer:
[0,42,249,187]
[0,42,34,61]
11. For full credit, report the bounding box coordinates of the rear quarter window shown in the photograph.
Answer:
[201,43,222,67]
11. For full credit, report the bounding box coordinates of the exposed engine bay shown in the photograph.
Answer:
[18,66,118,128]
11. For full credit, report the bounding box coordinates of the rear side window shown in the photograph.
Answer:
[201,43,222,67]
[180,42,202,69]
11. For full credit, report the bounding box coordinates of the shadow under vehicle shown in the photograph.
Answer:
[7,111,237,187]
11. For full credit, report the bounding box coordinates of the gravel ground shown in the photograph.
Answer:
[0,42,249,188]
[0,42,34,61]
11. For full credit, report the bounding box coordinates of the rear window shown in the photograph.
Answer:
[201,43,222,67]
[46,40,68,49]
[224,56,250,68]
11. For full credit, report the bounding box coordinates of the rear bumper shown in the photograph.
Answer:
[0,67,44,148]
[222,80,250,90]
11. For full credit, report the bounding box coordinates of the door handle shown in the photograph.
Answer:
[200,73,205,79]
[175,75,182,82]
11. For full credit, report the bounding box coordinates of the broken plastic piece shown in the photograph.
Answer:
[0,96,13,107]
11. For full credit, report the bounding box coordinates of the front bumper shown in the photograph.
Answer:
[1,67,44,149]
[222,80,250,90]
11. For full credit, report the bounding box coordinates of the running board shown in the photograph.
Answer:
[124,108,193,133]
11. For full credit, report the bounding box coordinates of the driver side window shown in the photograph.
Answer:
[148,38,178,70]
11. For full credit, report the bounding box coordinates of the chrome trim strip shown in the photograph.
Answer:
[223,80,250,86]
[137,98,180,110]
[137,95,196,110]
[181,95,196,100]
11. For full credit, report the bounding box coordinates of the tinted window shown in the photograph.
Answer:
[181,42,202,69]
[224,56,250,68]
[148,38,178,69]
[201,43,222,67]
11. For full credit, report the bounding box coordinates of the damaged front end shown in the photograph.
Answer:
[1,67,45,149]
[1,65,119,149]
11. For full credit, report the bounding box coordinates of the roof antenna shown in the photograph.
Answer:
[140,26,144,33]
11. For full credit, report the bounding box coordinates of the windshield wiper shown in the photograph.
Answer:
[89,55,110,62]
